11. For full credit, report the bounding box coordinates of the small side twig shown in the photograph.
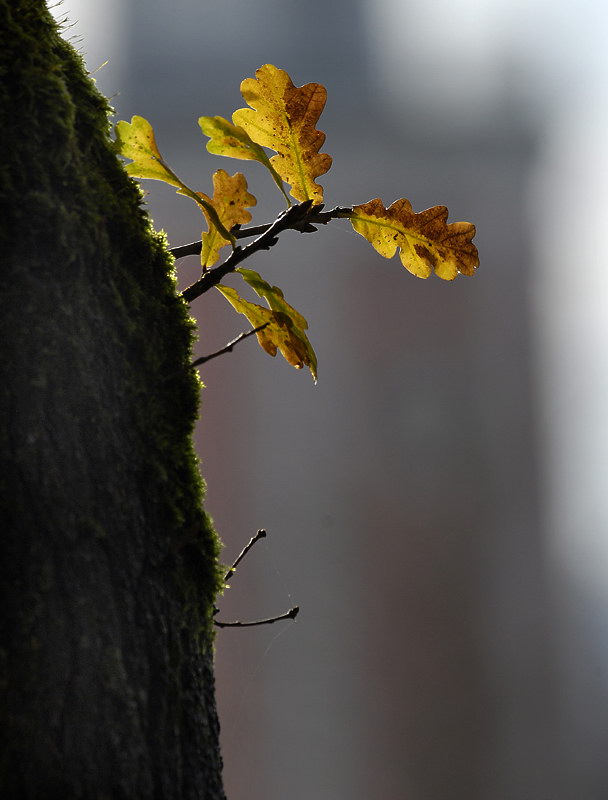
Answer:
[168,224,273,260]
[191,324,269,368]
[169,204,352,261]
[214,606,299,629]
[214,528,300,629]
[223,528,267,584]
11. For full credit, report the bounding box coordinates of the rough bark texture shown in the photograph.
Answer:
[0,3,225,797]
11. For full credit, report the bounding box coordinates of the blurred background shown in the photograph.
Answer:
[53,0,608,797]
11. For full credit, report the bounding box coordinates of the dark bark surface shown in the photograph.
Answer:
[0,3,225,797]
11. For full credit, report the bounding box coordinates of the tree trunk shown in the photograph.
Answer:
[0,2,225,797]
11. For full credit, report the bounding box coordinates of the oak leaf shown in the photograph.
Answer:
[198,116,290,204]
[350,198,479,280]
[232,64,332,204]
[237,268,309,331]
[216,271,317,381]
[114,114,184,188]
[114,115,234,244]
[199,170,256,268]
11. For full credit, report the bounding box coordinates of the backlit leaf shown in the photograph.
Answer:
[216,279,317,381]
[198,116,290,204]
[114,115,234,244]
[114,115,184,188]
[236,268,309,331]
[200,170,256,268]
[350,198,479,280]
[232,64,332,204]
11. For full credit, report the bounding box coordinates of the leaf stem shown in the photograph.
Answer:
[176,184,236,246]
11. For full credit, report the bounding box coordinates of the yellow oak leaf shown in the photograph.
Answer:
[114,115,235,245]
[216,279,317,381]
[236,268,309,331]
[114,115,184,188]
[198,116,290,204]
[232,64,332,204]
[200,170,256,268]
[350,198,479,280]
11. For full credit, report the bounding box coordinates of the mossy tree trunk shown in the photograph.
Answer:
[0,3,225,797]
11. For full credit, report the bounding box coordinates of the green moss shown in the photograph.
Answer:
[1,8,229,788]
[1,2,223,625]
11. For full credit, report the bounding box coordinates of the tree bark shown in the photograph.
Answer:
[0,2,225,797]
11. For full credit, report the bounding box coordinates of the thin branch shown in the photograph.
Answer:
[169,222,274,259]
[214,605,299,629]
[214,529,300,628]
[182,200,314,302]
[222,528,267,584]
[170,205,352,260]
[169,240,205,260]
[191,324,269,368]
[176,203,354,304]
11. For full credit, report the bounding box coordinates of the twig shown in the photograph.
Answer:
[214,529,300,629]
[169,204,352,261]
[191,324,269,368]
[169,224,270,260]
[178,203,354,304]
[222,528,267,584]
[169,240,206,260]
[182,201,313,302]
[214,606,299,628]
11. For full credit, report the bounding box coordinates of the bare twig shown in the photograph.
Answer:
[191,324,269,368]
[214,529,300,629]
[222,528,267,584]
[214,606,299,629]
[169,224,269,260]
[169,240,205,260]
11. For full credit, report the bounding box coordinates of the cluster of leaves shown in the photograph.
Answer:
[114,64,479,382]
